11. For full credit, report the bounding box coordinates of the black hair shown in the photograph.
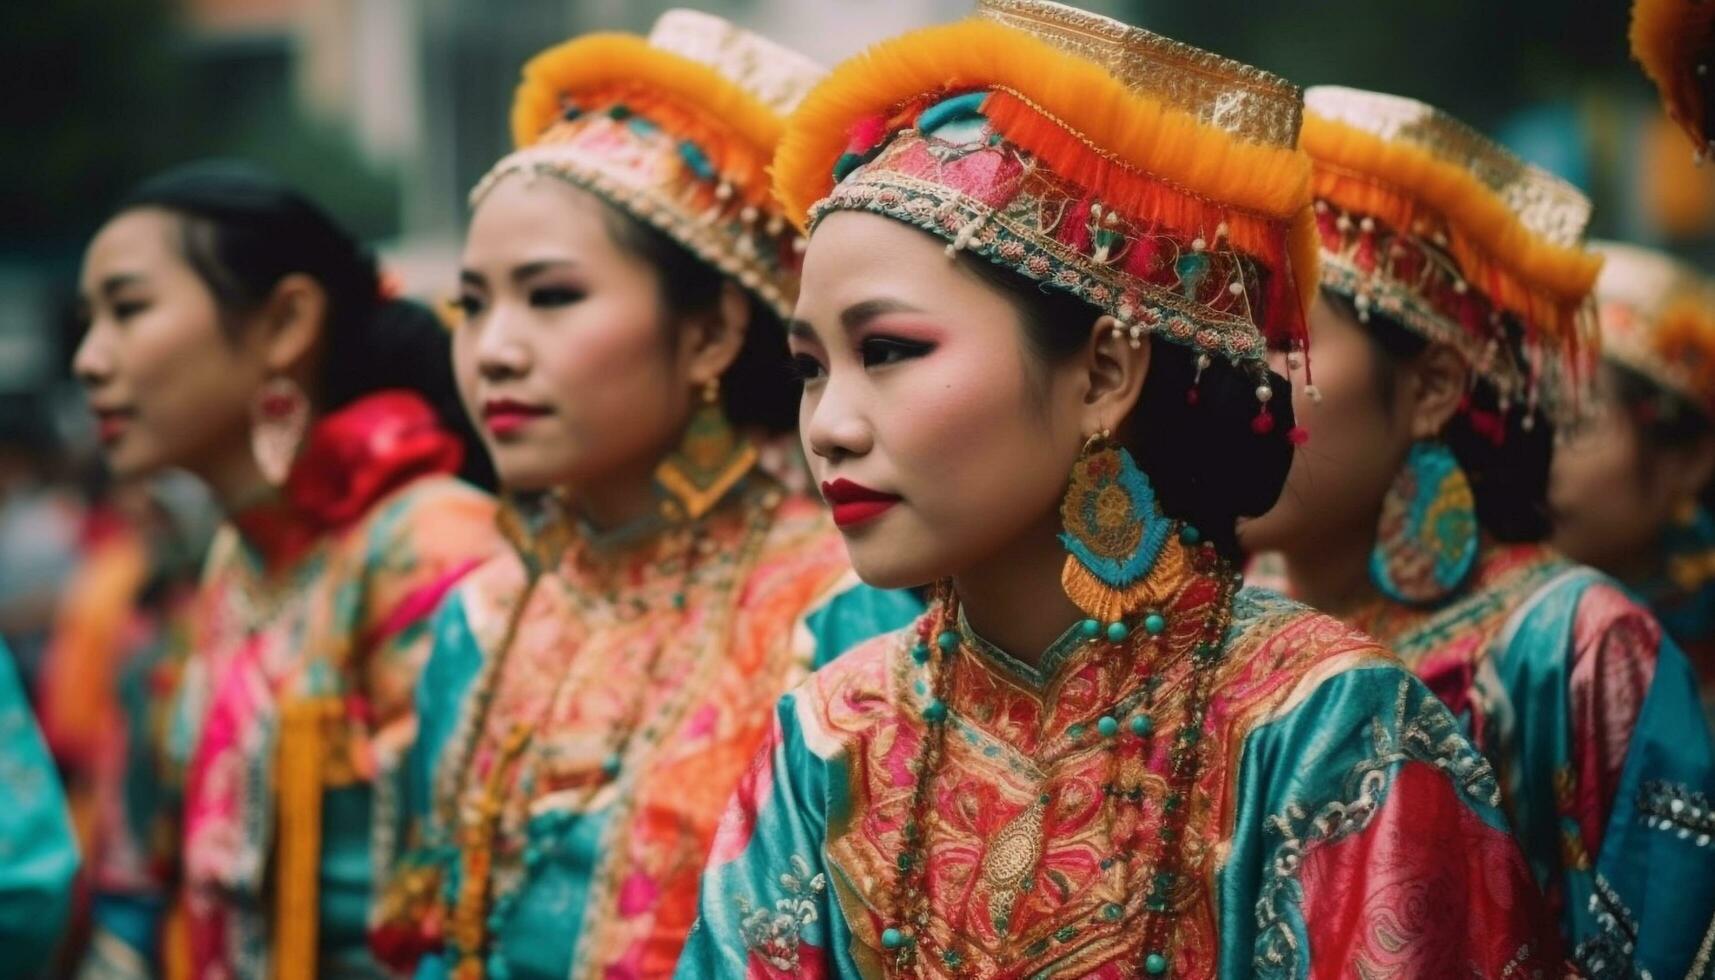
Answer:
[954,253,1295,560]
[1329,290,1555,542]
[598,203,798,434]
[113,160,495,490]
[1604,360,1715,513]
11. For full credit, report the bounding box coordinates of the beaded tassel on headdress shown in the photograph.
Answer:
[1302,86,1604,430]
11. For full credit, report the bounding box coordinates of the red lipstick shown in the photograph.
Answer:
[90,406,133,446]
[821,478,902,529]
[482,398,550,437]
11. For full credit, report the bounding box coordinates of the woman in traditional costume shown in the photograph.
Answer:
[72,162,503,979]
[1237,87,1715,975]
[680,3,1564,976]
[1552,243,1715,725]
[0,636,79,975]
[367,13,921,980]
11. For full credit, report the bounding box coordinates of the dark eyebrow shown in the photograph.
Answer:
[513,259,577,284]
[98,273,147,298]
[840,297,925,332]
[787,298,929,343]
[459,260,579,290]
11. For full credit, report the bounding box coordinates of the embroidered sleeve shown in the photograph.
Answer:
[353,481,498,768]
[0,644,79,976]
[1238,664,1565,979]
[1570,636,1715,977]
[677,694,842,978]
[1567,581,1663,853]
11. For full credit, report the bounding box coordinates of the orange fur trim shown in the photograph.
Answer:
[1631,0,1715,150]
[1656,291,1715,406]
[982,91,1319,319]
[775,18,1310,233]
[511,35,785,208]
[1303,112,1602,345]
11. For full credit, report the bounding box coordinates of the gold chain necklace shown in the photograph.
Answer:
[442,480,781,979]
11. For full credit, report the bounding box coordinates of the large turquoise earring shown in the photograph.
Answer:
[1370,440,1479,606]
[1059,432,1175,627]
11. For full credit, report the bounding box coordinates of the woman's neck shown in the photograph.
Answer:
[953,509,1084,667]
[569,459,665,535]
[196,440,277,517]
[1276,509,1382,618]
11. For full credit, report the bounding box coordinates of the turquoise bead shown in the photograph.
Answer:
[1146,951,1169,975]
[881,927,907,949]
[1131,715,1154,737]
[911,642,930,664]
[937,630,959,652]
[1079,618,1101,639]
[1144,612,1167,636]
[1097,715,1119,738]
[923,699,948,723]
[602,754,623,778]
[1067,723,1086,740]
[1105,621,1129,644]
[1179,525,1201,545]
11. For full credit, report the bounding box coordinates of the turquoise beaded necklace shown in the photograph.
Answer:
[880,527,1237,977]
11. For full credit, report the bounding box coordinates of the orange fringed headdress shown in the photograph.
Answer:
[1302,86,1602,429]
[773,0,1318,424]
[1631,0,1715,159]
[473,10,823,317]
[1593,241,1715,420]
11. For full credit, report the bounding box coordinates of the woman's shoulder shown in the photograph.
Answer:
[1229,585,1398,676]
[794,616,926,720]
[360,474,497,534]
[1214,586,1411,728]
[741,490,857,604]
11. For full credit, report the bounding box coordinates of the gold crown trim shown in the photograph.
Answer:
[1305,86,1590,248]
[978,0,1301,149]
[646,9,824,117]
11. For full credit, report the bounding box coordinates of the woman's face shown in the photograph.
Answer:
[790,211,1088,589]
[453,176,694,494]
[1549,368,1694,574]
[1237,292,1415,555]
[74,208,268,481]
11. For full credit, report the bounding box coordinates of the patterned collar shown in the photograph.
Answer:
[230,390,463,571]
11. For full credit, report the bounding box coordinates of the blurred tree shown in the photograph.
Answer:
[1129,0,1643,131]
[0,0,399,264]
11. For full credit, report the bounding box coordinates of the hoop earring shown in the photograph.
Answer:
[1369,440,1479,606]
[1058,431,1176,628]
[250,376,310,487]
[653,379,757,522]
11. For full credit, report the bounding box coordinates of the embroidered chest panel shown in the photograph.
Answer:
[442,499,852,975]
[814,593,1386,977]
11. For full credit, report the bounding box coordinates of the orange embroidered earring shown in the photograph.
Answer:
[653,379,758,522]
[1058,430,1178,635]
